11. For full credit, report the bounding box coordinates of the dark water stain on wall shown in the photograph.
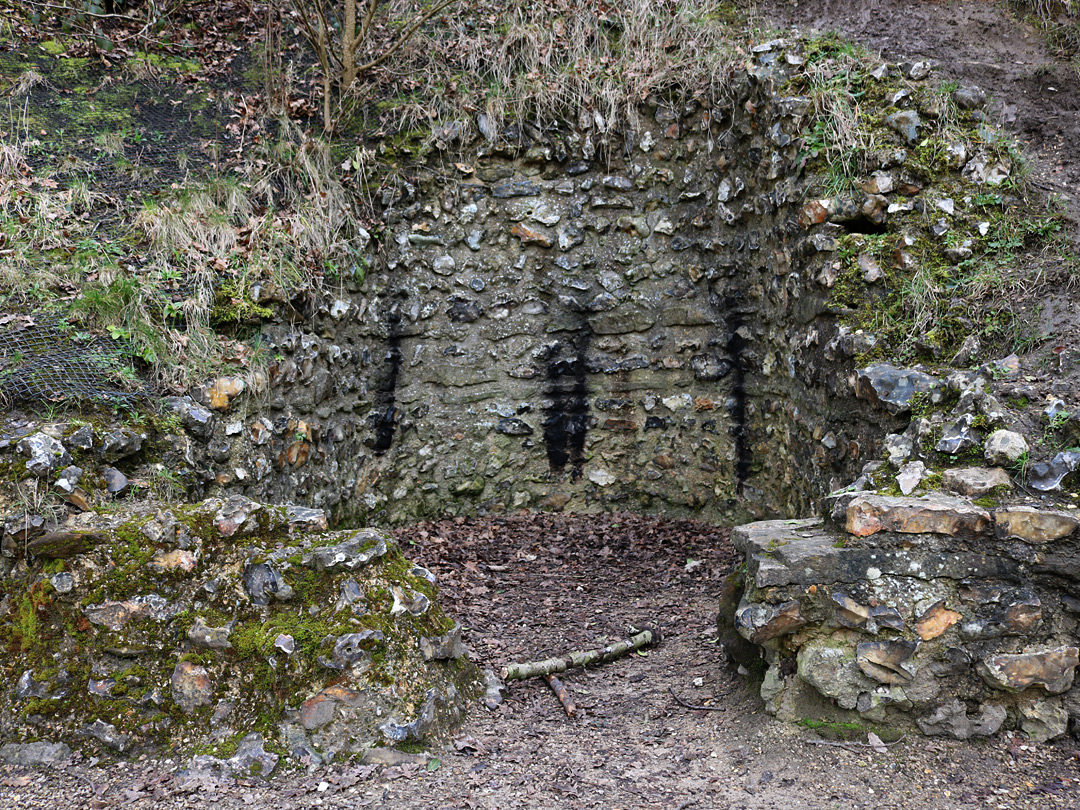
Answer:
[542,331,591,481]
[723,292,751,488]
[370,310,403,455]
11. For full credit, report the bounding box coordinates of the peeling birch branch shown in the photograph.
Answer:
[500,628,658,681]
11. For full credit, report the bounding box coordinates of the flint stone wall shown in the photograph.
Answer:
[724,494,1080,741]
[178,52,884,527]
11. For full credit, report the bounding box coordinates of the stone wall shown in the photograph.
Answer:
[725,495,1080,741]
[179,44,884,528]
[0,496,478,770]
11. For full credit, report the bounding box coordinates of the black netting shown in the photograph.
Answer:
[0,40,253,405]
[0,50,236,198]
[0,313,147,405]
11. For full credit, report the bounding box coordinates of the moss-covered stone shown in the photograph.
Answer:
[0,497,480,764]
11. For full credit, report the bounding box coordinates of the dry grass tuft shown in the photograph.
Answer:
[368,0,739,144]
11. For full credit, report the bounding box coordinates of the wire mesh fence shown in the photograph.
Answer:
[0,312,147,406]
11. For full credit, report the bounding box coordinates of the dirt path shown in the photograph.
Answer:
[1,513,1077,809]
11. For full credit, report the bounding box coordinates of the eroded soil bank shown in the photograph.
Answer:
[1,513,1077,809]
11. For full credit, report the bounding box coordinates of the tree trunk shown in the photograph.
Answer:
[342,0,357,92]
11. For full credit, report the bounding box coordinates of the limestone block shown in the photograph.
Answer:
[846,493,990,537]
[1019,698,1069,742]
[916,698,1005,739]
[994,506,1079,544]
[976,646,1079,694]
[984,429,1028,466]
[735,599,807,644]
[942,467,1011,497]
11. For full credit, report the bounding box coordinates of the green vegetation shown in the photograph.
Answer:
[799,51,1080,363]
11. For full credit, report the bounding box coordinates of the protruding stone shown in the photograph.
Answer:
[482,668,507,710]
[4,512,45,548]
[390,585,430,617]
[797,640,872,710]
[77,719,131,752]
[735,599,806,643]
[496,417,533,436]
[330,630,385,668]
[84,595,171,632]
[100,428,145,461]
[166,397,215,439]
[984,430,1028,466]
[215,495,265,537]
[510,222,552,247]
[953,85,986,110]
[231,733,279,777]
[1019,698,1069,742]
[857,640,919,684]
[419,622,466,661]
[187,618,231,650]
[884,432,913,468]
[798,200,828,227]
[492,179,541,198]
[916,601,962,641]
[102,466,129,494]
[959,588,1041,640]
[0,741,71,766]
[16,670,50,700]
[942,467,1011,496]
[896,460,925,495]
[994,506,1079,544]
[149,549,197,573]
[242,563,294,606]
[976,646,1079,694]
[935,413,978,454]
[846,493,990,537]
[886,110,921,144]
[54,465,82,494]
[1028,449,1080,492]
[26,530,103,558]
[300,687,359,730]
[287,505,328,533]
[917,698,1004,739]
[171,661,213,713]
[303,531,388,571]
[831,592,904,633]
[855,364,942,414]
[17,432,71,477]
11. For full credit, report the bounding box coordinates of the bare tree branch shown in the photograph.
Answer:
[354,0,457,74]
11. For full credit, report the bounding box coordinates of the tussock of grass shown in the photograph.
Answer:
[361,0,740,144]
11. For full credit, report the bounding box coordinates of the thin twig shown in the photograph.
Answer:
[544,674,576,718]
[23,0,144,22]
[669,686,728,711]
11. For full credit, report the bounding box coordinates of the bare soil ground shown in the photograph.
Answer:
[2,513,1078,809]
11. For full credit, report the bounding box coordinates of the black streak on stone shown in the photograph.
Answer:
[724,293,751,487]
[542,332,590,481]
[371,312,402,455]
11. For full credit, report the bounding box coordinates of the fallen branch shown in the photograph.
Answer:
[500,627,658,681]
[544,674,576,717]
[669,686,728,712]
